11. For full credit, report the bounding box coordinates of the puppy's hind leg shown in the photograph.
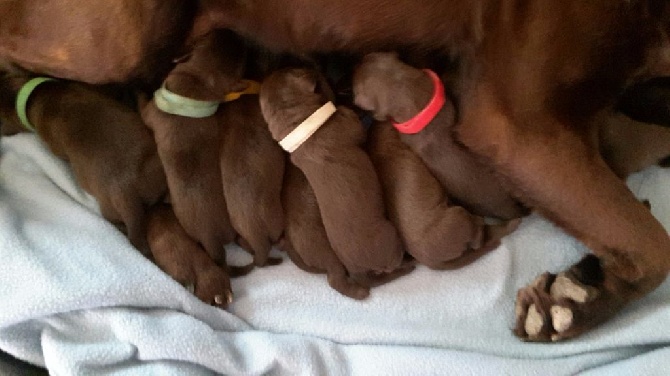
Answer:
[326,264,370,300]
[147,205,234,308]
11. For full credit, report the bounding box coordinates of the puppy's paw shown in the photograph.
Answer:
[192,263,234,308]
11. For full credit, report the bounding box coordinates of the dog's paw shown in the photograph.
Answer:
[514,267,603,342]
[191,264,234,308]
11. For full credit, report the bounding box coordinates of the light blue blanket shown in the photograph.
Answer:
[0,134,669,375]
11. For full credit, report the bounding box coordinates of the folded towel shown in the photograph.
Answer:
[0,134,668,375]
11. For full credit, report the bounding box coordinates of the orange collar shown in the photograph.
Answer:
[392,70,445,134]
[223,80,261,102]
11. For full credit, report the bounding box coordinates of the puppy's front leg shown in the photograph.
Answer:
[457,90,670,342]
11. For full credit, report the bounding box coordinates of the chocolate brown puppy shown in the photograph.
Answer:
[219,94,285,267]
[281,163,370,299]
[367,121,519,270]
[354,52,525,220]
[260,67,404,276]
[355,52,670,183]
[0,76,166,251]
[139,30,248,263]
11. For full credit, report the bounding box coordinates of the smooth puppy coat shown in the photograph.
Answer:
[211,0,670,341]
[354,52,525,220]
[139,30,247,263]
[146,204,241,308]
[0,76,166,251]
[281,162,370,299]
[219,94,285,267]
[367,121,519,270]
[260,68,404,277]
[3,0,670,341]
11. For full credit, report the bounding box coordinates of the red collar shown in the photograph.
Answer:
[392,69,445,134]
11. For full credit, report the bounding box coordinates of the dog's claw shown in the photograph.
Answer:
[550,305,573,333]
[185,283,196,294]
[524,304,544,337]
[550,272,597,303]
[214,291,234,307]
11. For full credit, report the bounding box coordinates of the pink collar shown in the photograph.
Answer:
[392,69,445,134]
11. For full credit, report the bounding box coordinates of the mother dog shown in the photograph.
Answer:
[2,0,669,342]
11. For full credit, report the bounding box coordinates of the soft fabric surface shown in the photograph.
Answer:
[0,134,668,375]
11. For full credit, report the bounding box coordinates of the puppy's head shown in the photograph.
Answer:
[260,68,326,134]
[263,68,319,102]
[353,52,430,122]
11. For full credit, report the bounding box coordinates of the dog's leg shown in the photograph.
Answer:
[457,92,670,342]
[146,205,234,308]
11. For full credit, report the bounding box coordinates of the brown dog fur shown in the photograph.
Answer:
[212,1,670,341]
[281,162,370,299]
[0,76,166,251]
[3,0,670,341]
[367,121,519,270]
[0,0,202,87]
[218,95,285,266]
[138,30,248,263]
[260,67,404,276]
[355,52,670,188]
[0,0,196,86]
[146,204,239,308]
[354,52,526,220]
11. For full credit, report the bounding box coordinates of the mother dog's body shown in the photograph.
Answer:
[2,0,670,342]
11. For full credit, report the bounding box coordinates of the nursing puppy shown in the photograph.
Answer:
[367,121,519,269]
[281,163,370,299]
[0,75,166,251]
[260,67,404,277]
[139,30,247,263]
[354,52,525,220]
[355,52,670,185]
[218,94,285,267]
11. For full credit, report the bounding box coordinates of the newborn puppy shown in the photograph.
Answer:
[0,76,166,250]
[260,67,404,276]
[281,162,370,299]
[218,94,285,267]
[146,204,254,308]
[353,52,525,220]
[367,121,519,269]
[139,30,248,263]
[355,53,670,184]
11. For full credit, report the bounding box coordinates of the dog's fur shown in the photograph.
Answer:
[0,76,166,251]
[0,0,196,87]
[355,51,670,201]
[216,0,670,341]
[219,95,285,266]
[138,30,248,263]
[367,121,519,269]
[354,52,526,220]
[2,0,670,341]
[146,204,238,307]
[280,162,370,299]
[260,68,404,276]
